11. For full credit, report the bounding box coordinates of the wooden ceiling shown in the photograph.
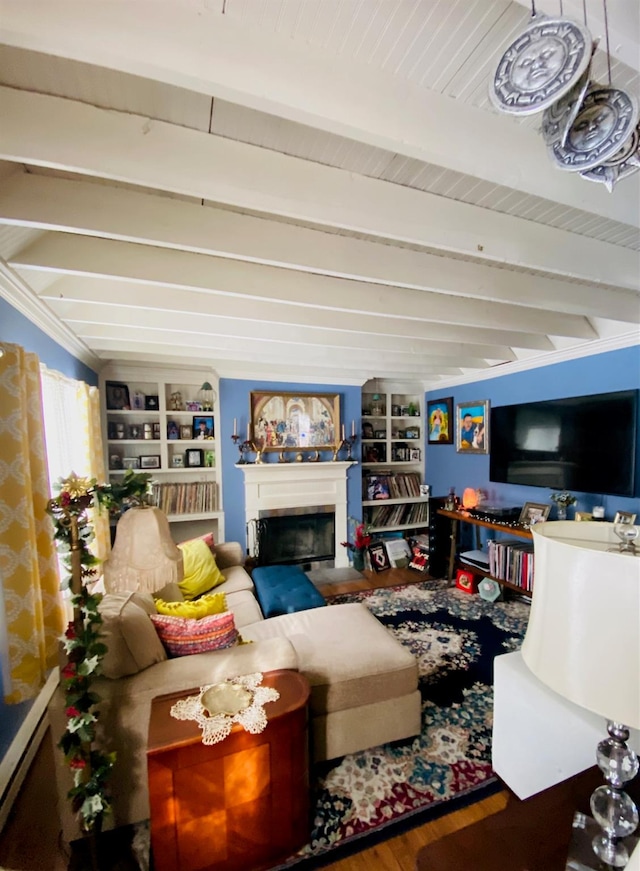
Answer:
[0,0,638,387]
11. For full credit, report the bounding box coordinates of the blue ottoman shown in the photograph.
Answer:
[251,564,326,618]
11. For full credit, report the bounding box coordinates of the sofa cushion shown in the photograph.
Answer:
[217,564,255,595]
[154,592,227,619]
[241,602,418,715]
[225,589,264,628]
[151,611,238,657]
[177,539,225,599]
[99,593,167,679]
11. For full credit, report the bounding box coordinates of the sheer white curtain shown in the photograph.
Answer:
[40,366,110,562]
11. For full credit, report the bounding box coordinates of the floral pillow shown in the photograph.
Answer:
[150,610,238,657]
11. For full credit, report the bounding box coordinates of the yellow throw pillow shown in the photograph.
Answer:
[154,592,227,619]
[177,539,225,600]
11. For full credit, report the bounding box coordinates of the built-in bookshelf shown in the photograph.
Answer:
[361,382,427,536]
[100,364,224,542]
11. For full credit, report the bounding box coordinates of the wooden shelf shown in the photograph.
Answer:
[437,509,533,597]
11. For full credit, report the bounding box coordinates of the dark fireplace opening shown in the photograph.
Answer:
[255,507,335,567]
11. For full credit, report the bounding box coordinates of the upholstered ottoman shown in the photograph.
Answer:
[242,602,421,761]
[252,564,325,617]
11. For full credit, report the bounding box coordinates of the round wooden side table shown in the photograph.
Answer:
[147,669,310,871]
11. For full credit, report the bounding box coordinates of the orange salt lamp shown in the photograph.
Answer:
[462,487,478,509]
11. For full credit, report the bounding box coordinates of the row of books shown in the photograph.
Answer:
[364,471,422,500]
[366,500,429,528]
[487,539,535,591]
[151,481,218,516]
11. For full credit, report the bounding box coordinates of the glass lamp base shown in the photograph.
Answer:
[566,812,639,870]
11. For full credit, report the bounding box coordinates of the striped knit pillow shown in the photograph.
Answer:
[150,610,238,657]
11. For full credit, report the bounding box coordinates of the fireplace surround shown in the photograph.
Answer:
[238,462,355,568]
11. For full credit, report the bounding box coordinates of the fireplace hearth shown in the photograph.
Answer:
[255,507,335,567]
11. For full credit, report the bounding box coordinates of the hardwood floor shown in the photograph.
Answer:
[0,568,510,871]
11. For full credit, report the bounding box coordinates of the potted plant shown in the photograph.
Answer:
[341,523,372,572]
[550,491,577,520]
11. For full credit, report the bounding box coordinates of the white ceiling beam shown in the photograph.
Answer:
[87,335,462,379]
[0,0,636,225]
[1,172,637,306]
[11,233,597,338]
[73,322,468,372]
[42,275,553,351]
[1,88,637,290]
[54,299,511,363]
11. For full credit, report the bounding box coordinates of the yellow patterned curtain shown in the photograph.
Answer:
[0,344,65,704]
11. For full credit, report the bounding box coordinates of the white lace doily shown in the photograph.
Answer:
[170,672,280,745]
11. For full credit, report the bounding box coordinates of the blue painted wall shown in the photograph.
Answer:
[425,345,640,521]
[0,296,98,385]
[0,298,98,757]
[220,379,362,550]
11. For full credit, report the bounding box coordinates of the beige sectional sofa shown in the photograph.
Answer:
[48,542,421,842]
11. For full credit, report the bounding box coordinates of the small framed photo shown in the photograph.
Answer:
[455,568,478,594]
[193,416,214,440]
[153,422,161,439]
[172,455,184,468]
[132,391,145,410]
[109,454,123,470]
[180,424,193,440]
[122,457,139,470]
[145,395,159,411]
[167,421,180,440]
[362,422,375,439]
[204,450,215,468]
[404,427,420,439]
[456,400,489,453]
[186,401,203,412]
[427,397,453,445]
[614,511,637,525]
[128,424,142,440]
[518,502,551,526]
[409,448,422,461]
[106,381,130,410]
[186,448,204,467]
[140,455,160,470]
[368,542,390,573]
[374,430,386,439]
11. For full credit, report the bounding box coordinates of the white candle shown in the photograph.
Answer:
[247,422,251,441]
[233,417,237,436]
[341,424,345,441]
[351,419,355,437]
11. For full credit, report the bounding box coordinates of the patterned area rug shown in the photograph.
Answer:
[277,579,530,868]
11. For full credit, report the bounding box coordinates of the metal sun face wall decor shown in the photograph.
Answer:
[490,10,639,191]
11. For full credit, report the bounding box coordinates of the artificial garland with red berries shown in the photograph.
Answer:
[48,471,151,834]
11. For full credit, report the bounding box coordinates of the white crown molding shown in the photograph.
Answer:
[0,261,101,371]
[424,333,640,392]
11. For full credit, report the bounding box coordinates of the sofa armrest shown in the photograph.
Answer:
[214,541,245,569]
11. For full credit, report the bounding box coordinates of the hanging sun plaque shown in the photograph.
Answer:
[541,64,591,146]
[580,124,640,190]
[550,87,639,171]
[490,15,593,115]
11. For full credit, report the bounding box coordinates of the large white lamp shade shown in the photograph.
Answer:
[103,506,183,594]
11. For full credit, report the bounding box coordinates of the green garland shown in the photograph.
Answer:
[47,470,152,834]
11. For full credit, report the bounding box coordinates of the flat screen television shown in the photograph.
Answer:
[490,389,638,497]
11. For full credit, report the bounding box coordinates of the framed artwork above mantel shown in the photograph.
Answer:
[250,391,340,452]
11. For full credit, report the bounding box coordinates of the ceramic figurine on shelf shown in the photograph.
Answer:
[170,392,183,411]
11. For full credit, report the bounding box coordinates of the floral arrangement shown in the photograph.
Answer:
[47,470,151,834]
[341,522,372,553]
[550,491,577,508]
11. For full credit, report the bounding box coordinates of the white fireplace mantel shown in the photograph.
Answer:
[238,461,356,568]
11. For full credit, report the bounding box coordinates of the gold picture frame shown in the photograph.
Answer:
[518,501,551,526]
[250,391,340,452]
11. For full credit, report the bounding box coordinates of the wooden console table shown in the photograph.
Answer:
[436,509,533,596]
[147,669,310,871]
